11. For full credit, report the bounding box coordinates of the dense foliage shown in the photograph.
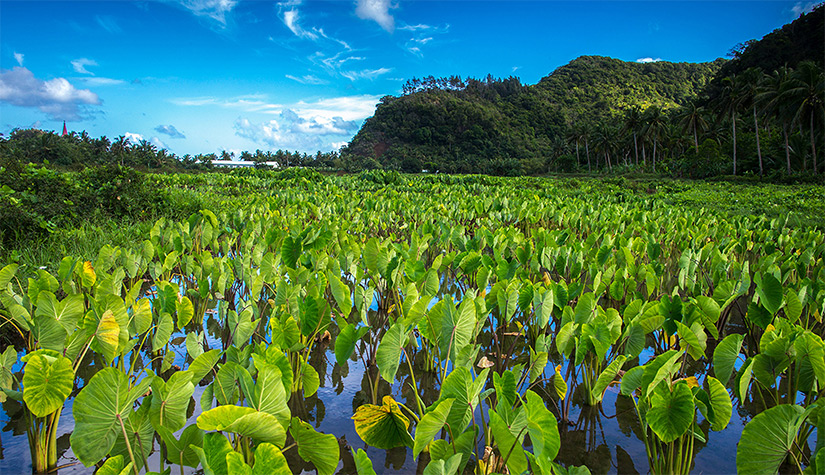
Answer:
[1,171,824,474]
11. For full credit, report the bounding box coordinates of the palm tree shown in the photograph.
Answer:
[643,106,665,172]
[111,135,130,167]
[565,126,582,168]
[621,106,644,165]
[676,102,708,154]
[783,61,825,174]
[758,66,794,175]
[740,68,767,176]
[715,75,744,175]
[595,125,616,171]
[580,122,593,172]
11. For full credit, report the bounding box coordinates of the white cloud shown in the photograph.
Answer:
[13,52,24,66]
[155,124,186,139]
[331,141,348,149]
[234,94,380,151]
[76,77,126,86]
[178,0,237,24]
[286,74,329,85]
[636,57,662,63]
[71,58,98,75]
[150,136,169,150]
[355,0,395,33]
[792,1,817,16]
[283,9,318,40]
[341,67,392,81]
[0,66,100,120]
[170,94,281,113]
[125,132,144,143]
[95,15,122,34]
[398,23,432,31]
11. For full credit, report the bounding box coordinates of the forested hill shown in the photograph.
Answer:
[341,57,721,174]
[535,56,724,123]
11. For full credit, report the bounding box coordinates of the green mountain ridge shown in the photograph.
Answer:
[341,5,823,176]
[342,56,722,174]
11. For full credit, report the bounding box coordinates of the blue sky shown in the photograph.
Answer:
[0,0,818,156]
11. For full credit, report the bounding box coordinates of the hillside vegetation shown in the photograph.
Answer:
[341,5,824,178]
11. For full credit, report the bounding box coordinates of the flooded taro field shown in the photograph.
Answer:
[1,173,822,474]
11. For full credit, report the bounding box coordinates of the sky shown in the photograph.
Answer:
[0,0,820,156]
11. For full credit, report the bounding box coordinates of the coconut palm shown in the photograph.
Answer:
[758,66,794,175]
[783,61,825,174]
[621,106,644,165]
[715,74,745,175]
[676,102,709,154]
[643,106,666,172]
[740,68,766,176]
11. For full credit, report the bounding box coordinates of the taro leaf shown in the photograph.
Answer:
[226,452,252,475]
[0,345,17,402]
[704,376,732,431]
[489,409,527,475]
[752,353,790,389]
[271,315,301,352]
[756,273,783,317]
[191,432,233,475]
[528,349,548,384]
[375,322,409,383]
[551,365,568,400]
[438,367,490,435]
[246,362,290,427]
[622,323,645,360]
[110,399,153,471]
[641,349,683,399]
[413,398,455,460]
[157,424,203,468]
[131,298,152,335]
[290,417,339,475]
[524,390,560,467]
[353,448,377,475]
[736,404,807,475]
[620,365,644,397]
[35,291,84,334]
[281,236,301,269]
[713,333,744,385]
[493,370,518,409]
[70,367,153,466]
[784,290,803,323]
[675,320,706,361]
[150,370,194,432]
[251,443,291,475]
[734,357,755,402]
[196,405,286,446]
[301,360,320,398]
[176,296,195,328]
[590,355,626,404]
[440,296,476,363]
[334,323,368,366]
[21,350,73,417]
[189,349,220,385]
[96,455,132,475]
[646,381,694,443]
[352,395,414,449]
[31,314,67,352]
[213,362,239,406]
[0,263,18,288]
[186,331,204,360]
[153,312,174,353]
[422,454,462,475]
[80,261,96,288]
[327,271,352,316]
[94,309,121,363]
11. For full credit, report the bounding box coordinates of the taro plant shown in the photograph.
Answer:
[621,350,732,475]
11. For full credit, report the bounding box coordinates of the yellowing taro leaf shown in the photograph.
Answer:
[351,395,414,449]
[95,310,121,363]
[81,261,96,288]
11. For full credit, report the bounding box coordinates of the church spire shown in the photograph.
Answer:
[62,121,68,136]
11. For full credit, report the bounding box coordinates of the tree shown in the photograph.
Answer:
[621,106,644,164]
[676,102,708,154]
[715,75,745,175]
[783,61,825,174]
[643,106,666,172]
[758,66,794,175]
[740,68,766,176]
